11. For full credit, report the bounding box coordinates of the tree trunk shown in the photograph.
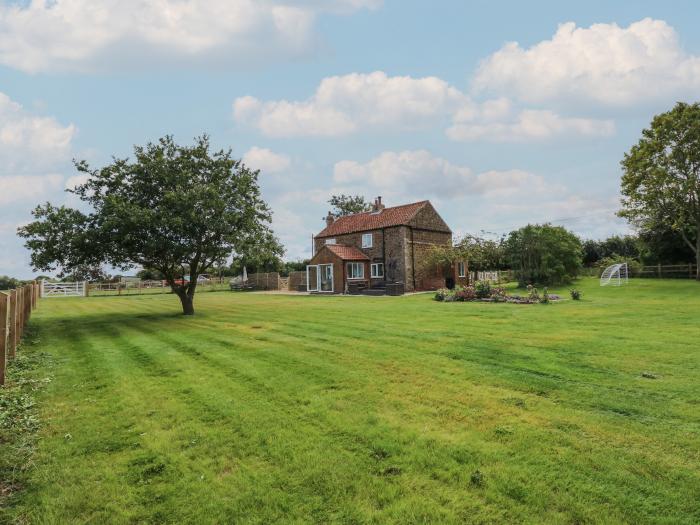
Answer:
[696,233,700,280]
[177,291,195,315]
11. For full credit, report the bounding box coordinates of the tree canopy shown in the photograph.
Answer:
[423,234,503,284]
[619,101,700,279]
[328,194,372,216]
[504,224,582,286]
[18,135,282,314]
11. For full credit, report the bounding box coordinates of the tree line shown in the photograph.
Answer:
[15,102,700,313]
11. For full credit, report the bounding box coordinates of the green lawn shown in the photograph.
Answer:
[2,279,699,524]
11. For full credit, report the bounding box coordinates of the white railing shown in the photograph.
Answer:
[41,280,87,297]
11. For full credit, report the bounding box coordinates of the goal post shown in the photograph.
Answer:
[600,263,629,287]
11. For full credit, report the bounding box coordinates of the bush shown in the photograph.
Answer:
[505,224,582,286]
[491,287,508,302]
[475,280,492,299]
[526,285,540,303]
[455,286,477,301]
[596,256,641,277]
[540,287,550,304]
[570,289,582,300]
[434,288,450,301]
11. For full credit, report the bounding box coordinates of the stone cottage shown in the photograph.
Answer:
[307,197,467,293]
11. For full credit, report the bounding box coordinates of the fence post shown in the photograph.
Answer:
[8,290,17,360]
[657,263,662,278]
[0,292,8,386]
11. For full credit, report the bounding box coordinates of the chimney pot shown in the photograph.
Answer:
[325,211,335,227]
[373,196,385,211]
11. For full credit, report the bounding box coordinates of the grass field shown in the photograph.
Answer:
[1,278,699,524]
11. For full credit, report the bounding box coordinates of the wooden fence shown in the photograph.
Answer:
[1,282,41,386]
[244,272,281,291]
[638,264,697,279]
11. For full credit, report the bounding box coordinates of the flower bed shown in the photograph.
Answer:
[434,284,559,304]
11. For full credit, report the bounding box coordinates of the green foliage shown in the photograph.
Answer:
[18,135,282,315]
[570,289,582,300]
[0,275,21,290]
[475,280,491,299]
[505,224,582,286]
[596,256,642,277]
[582,235,641,266]
[619,102,700,278]
[328,194,372,216]
[423,234,504,280]
[136,268,165,280]
[540,287,550,304]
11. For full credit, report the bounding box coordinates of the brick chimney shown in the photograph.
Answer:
[372,196,385,212]
[325,211,335,227]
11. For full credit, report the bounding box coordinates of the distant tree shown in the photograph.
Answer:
[581,235,641,266]
[62,265,111,282]
[0,275,21,290]
[423,234,503,284]
[619,102,700,279]
[230,231,285,275]
[504,224,582,286]
[18,135,281,315]
[136,268,165,281]
[637,225,695,265]
[328,194,372,216]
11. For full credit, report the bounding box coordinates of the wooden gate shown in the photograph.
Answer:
[40,281,87,297]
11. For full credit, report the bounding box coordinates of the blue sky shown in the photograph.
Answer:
[2,0,700,278]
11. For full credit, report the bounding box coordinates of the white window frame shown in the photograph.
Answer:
[361,233,373,248]
[325,238,336,245]
[347,262,365,280]
[371,263,384,278]
[458,261,466,278]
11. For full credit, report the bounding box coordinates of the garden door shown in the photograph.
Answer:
[319,264,334,292]
[306,265,318,292]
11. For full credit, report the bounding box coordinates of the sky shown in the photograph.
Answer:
[2,0,700,278]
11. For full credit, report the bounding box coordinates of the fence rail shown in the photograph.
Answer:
[1,282,41,386]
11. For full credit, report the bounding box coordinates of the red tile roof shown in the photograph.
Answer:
[317,200,432,237]
[324,244,370,260]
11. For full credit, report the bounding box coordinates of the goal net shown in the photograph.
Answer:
[600,263,629,287]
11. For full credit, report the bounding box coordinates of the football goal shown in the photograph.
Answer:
[600,263,629,287]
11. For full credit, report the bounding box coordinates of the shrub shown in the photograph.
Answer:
[527,285,540,303]
[490,287,508,302]
[434,288,450,301]
[596,256,642,277]
[455,286,477,301]
[540,287,550,304]
[504,224,582,286]
[570,289,582,300]
[475,280,492,299]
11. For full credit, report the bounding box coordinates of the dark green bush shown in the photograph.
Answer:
[505,224,582,286]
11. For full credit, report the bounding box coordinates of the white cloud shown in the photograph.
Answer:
[332,150,557,200]
[233,71,467,137]
[447,106,615,142]
[0,0,381,73]
[243,147,291,173]
[473,18,700,106]
[0,92,76,171]
[234,71,616,141]
[0,174,65,205]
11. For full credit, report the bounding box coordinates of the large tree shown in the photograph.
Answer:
[619,102,700,279]
[18,135,282,314]
[504,224,582,286]
[328,194,372,216]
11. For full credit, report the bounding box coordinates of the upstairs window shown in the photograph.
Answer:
[325,238,336,245]
[458,262,466,278]
[362,233,373,248]
[347,262,365,279]
[371,263,384,278]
